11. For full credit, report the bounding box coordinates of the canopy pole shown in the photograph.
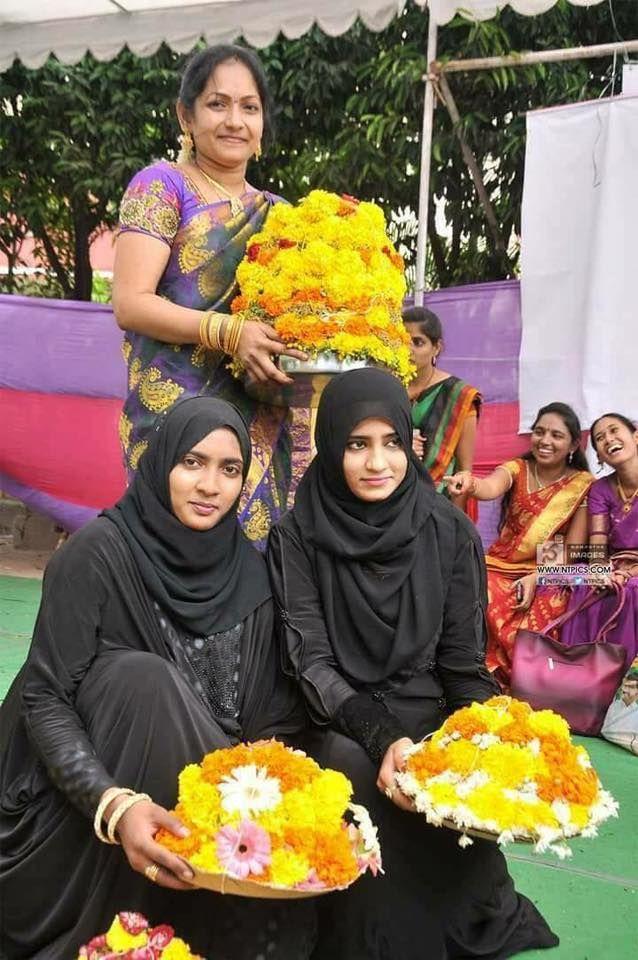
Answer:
[436,39,638,74]
[413,6,438,306]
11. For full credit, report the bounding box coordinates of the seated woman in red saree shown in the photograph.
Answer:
[561,413,638,666]
[403,307,481,519]
[447,402,591,687]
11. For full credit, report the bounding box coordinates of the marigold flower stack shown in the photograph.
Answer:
[230,190,414,385]
[156,740,381,893]
[396,696,618,859]
[77,912,202,959]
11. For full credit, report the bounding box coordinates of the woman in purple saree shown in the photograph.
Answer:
[113,45,310,550]
[561,413,638,665]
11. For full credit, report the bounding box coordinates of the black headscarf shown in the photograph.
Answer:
[293,368,438,684]
[104,397,271,636]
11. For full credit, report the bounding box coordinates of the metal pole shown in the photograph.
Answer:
[436,38,638,74]
[413,6,438,306]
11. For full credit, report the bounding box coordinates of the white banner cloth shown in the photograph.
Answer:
[519,96,638,434]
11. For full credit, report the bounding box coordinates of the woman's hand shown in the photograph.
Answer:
[412,430,426,461]
[512,572,537,612]
[376,737,415,812]
[237,320,307,385]
[443,470,474,497]
[116,799,195,891]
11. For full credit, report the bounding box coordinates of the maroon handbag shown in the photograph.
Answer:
[511,586,628,736]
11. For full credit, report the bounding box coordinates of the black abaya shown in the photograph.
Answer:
[0,519,313,960]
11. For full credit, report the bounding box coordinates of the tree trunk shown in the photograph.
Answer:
[73,209,93,301]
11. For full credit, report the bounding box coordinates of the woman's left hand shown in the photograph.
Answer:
[116,799,195,891]
[377,737,416,812]
[512,572,537,612]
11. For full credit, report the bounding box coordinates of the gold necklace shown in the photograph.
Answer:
[533,462,567,490]
[616,476,638,514]
[196,164,245,216]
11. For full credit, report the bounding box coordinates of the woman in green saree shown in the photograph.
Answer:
[113,45,309,550]
[403,306,481,517]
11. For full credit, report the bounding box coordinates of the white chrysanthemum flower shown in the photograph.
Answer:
[458,833,474,848]
[350,803,380,853]
[471,733,500,749]
[218,764,282,816]
[551,800,571,826]
[528,738,541,756]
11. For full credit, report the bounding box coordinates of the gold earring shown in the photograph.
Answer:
[254,143,262,161]
[177,130,194,164]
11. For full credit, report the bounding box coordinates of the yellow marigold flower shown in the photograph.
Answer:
[311,770,353,827]
[277,788,317,832]
[162,938,200,960]
[569,803,592,830]
[528,709,571,740]
[269,847,311,887]
[178,765,222,831]
[444,739,481,776]
[427,781,460,807]
[105,917,147,952]
[479,743,537,789]
[189,841,223,874]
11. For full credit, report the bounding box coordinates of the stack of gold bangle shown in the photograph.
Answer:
[198,311,224,351]
[93,787,151,845]
[198,311,245,356]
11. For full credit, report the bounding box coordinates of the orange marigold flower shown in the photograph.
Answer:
[231,294,248,314]
[313,829,359,887]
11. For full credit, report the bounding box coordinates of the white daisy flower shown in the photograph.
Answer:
[218,764,282,816]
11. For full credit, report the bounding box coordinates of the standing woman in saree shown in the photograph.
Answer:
[403,306,481,516]
[113,45,307,549]
[447,402,591,687]
[561,413,638,665]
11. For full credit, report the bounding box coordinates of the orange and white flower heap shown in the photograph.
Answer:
[156,740,382,890]
[230,190,415,384]
[77,911,202,959]
[395,696,618,859]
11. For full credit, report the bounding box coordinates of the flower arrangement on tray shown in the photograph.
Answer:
[156,740,381,897]
[77,911,202,959]
[395,696,618,859]
[230,189,414,385]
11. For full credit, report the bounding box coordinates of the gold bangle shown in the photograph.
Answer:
[198,312,211,348]
[106,792,152,844]
[207,313,224,351]
[468,475,478,497]
[94,787,134,844]
[230,317,245,355]
[225,315,245,356]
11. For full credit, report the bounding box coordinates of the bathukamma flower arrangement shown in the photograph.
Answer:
[77,912,201,959]
[229,190,414,384]
[395,696,618,859]
[156,740,381,896]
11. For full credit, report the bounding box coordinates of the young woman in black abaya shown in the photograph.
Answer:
[267,369,558,960]
[0,397,315,960]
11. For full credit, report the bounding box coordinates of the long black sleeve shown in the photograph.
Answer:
[437,519,499,711]
[267,518,409,763]
[20,526,118,819]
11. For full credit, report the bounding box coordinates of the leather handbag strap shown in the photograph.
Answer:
[542,582,621,636]
[594,584,627,644]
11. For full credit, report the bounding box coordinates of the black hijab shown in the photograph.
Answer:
[293,368,438,684]
[104,397,271,636]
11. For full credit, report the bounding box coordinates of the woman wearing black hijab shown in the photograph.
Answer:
[0,397,314,960]
[268,369,558,960]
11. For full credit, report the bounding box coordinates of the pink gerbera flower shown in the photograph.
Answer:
[215,820,271,879]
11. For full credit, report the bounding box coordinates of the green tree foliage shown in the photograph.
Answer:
[1,0,635,297]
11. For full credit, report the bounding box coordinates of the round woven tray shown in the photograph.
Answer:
[188,864,338,899]
[439,818,535,844]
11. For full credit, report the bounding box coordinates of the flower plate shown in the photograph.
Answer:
[243,353,371,408]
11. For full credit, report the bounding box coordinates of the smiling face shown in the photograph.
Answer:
[591,416,638,469]
[404,322,441,375]
[179,58,263,170]
[168,427,244,530]
[529,413,577,470]
[342,417,408,502]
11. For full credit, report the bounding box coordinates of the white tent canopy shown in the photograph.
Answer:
[0,1,607,71]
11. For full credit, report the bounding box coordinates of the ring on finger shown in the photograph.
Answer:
[384,785,395,800]
[144,863,160,883]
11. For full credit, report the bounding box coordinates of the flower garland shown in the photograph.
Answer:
[395,697,618,859]
[156,740,381,890]
[230,190,415,384]
[77,912,201,959]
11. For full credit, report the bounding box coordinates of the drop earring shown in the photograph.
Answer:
[177,130,194,164]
